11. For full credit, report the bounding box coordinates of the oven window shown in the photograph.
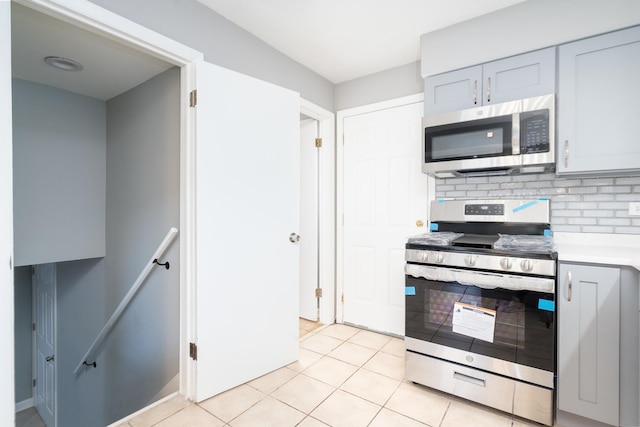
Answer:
[406,276,554,372]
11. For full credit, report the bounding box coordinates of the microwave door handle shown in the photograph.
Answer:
[512,113,520,155]
[473,80,478,105]
[486,77,491,103]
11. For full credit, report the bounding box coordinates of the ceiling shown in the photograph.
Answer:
[11,3,174,101]
[197,0,527,83]
[10,0,527,100]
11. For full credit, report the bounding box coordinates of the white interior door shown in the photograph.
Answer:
[299,118,319,321]
[0,2,14,424]
[34,264,56,427]
[194,61,300,401]
[342,101,428,335]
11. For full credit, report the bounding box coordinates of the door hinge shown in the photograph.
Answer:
[189,342,197,361]
[32,323,35,332]
[315,137,322,148]
[33,379,36,387]
[342,134,345,145]
[341,293,344,303]
[189,90,197,108]
[315,288,323,298]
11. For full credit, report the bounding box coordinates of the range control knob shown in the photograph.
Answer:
[433,252,444,264]
[520,259,534,272]
[421,252,429,262]
[464,255,477,266]
[499,258,512,270]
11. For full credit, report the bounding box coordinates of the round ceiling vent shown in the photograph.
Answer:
[44,56,83,71]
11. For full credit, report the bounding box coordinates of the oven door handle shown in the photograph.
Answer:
[404,263,555,294]
[454,371,486,387]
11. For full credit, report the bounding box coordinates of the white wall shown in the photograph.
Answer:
[421,0,640,77]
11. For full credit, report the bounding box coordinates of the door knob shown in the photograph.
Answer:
[289,233,300,243]
[416,220,424,228]
[46,355,54,362]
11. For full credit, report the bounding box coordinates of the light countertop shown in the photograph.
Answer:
[554,232,640,271]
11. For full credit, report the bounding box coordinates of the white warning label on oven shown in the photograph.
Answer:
[452,302,496,343]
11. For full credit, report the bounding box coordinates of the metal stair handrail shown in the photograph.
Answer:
[73,227,179,374]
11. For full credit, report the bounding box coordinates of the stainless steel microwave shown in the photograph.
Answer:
[423,94,555,178]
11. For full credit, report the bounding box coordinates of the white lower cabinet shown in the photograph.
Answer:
[557,263,620,426]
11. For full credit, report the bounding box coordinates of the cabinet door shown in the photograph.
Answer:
[483,47,556,105]
[557,263,620,426]
[558,26,640,174]
[424,65,482,116]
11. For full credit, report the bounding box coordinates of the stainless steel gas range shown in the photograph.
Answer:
[405,199,557,426]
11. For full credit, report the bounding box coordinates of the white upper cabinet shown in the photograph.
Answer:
[557,25,640,175]
[424,47,556,116]
[424,65,482,116]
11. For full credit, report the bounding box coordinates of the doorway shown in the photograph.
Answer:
[299,116,320,322]
[337,94,433,336]
[10,3,182,426]
[300,100,336,327]
[33,264,55,427]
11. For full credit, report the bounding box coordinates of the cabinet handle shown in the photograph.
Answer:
[564,140,569,168]
[473,80,477,105]
[486,77,491,103]
[567,270,572,302]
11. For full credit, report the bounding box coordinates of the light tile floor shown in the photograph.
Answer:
[299,318,323,338]
[119,322,552,427]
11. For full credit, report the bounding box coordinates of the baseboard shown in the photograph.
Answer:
[106,392,180,427]
[15,398,34,413]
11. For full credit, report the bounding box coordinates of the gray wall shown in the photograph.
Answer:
[13,266,31,404]
[87,0,334,112]
[56,258,107,427]
[12,79,106,266]
[435,174,640,234]
[12,68,180,425]
[103,67,181,424]
[334,61,423,111]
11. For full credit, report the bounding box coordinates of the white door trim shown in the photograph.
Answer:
[300,99,335,326]
[0,1,14,423]
[336,93,425,325]
[11,0,203,401]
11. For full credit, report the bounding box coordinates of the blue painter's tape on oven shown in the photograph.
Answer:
[512,200,538,213]
[544,229,552,236]
[430,223,439,231]
[405,286,416,296]
[538,299,555,312]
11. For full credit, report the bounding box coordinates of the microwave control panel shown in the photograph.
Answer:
[520,109,549,154]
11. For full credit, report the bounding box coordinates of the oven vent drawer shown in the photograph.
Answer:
[406,351,553,426]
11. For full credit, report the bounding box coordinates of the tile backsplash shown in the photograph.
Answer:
[434,173,640,235]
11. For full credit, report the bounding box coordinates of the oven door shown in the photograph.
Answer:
[405,264,555,384]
